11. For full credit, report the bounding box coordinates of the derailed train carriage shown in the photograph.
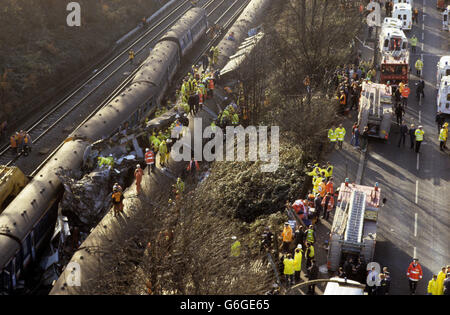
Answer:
[0,7,207,294]
[49,0,272,295]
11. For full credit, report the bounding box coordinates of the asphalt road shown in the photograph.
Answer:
[369,0,450,295]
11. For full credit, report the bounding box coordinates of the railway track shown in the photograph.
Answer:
[0,0,226,175]
[30,0,249,178]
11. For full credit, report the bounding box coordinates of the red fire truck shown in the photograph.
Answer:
[380,51,410,86]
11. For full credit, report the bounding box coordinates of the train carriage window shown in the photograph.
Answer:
[447,94,450,101]
[403,14,407,20]
[397,15,402,20]
[446,69,450,76]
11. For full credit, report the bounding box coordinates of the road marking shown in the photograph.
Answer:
[422,23,424,30]
[419,110,421,122]
[413,247,417,258]
[421,43,424,50]
[421,32,424,40]
[414,213,418,237]
[417,153,420,170]
[415,180,419,204]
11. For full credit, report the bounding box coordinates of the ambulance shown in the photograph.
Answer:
[436,56,450,89]
[437,76,450,114]
[379,26,408,54]
[393,0,413,5]
[382,17,403,29]
[393,3,413,30]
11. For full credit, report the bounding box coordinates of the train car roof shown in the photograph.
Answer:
[132,40,178,87]
[160,7,206,40]
[0,140,87,268]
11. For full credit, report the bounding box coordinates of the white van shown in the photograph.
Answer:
[443,6,449,31]
[382,17,403,29]
[323,277,365,295]
[379,26,408,54]
[437,76,450,114]
[393,3,413,30]
[393,0,413,5]
[436,56,450,89]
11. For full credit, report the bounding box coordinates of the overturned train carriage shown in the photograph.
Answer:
[0,7,207,294]
[215,0,271,69]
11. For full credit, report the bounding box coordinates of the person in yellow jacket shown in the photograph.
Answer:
[159,140,168,167]
[439,123,448,151]
[437,267,447,295]
[335,123,346,149]
[283,253,295,286]
[129,49,135,65]
[415,58,423,77]
[293,245,303,283]
[230,236,241,257]
[415,125,425,153]
[410,34,418,53]
[328,126,337,149]
[427,275,439,295]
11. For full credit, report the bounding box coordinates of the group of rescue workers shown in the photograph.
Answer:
[109,41,245,217]
[9,130,32,157]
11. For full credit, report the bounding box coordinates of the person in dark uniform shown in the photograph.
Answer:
[307,259,319,295]
[409,124,416,150]
[398,123,408,147]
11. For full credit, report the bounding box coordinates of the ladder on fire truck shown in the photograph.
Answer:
[342,190,366,252]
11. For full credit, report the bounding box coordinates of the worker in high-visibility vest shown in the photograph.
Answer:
[439,123,448,151]
[410,35,418,53]
[145,148,155,174]
[328,127,337,149]
[305,242,315,269]
[427,275,439,295]
[283,253,295,286]
[230,236,241,257]
[335,124,346,149]
[415,58,423,77]
[415,126,425,153]
[129,49,135,65]
[10,133,18,155]
[293,245,303,283]
[305,225,316,245]
[159,140,168,166]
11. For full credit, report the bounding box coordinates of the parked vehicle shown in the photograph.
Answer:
[379,26,408,54]
[382,17,403,29]
[327,183,383,272]
[436,56,450,89]
[358,82,394,140]
[393,3,413,30]
[437,75,450,114]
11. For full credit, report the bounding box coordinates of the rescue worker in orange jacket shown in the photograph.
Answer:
[407,258,423,295]
[326,177,334,195]
[145,148,155,174]
[10,133,18,155]
[186,157,200,175]
[134,164,144,195]
[281,222,293,254]
[321,192,335,221]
